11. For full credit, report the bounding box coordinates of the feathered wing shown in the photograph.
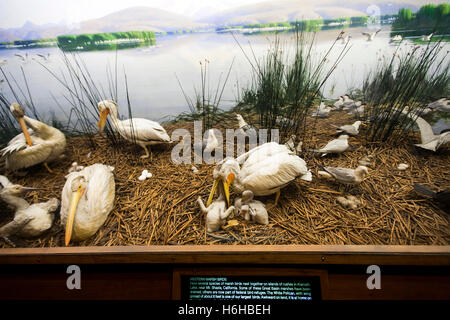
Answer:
[240,153,309,195]
[61,164,115,241]
[314,139,347,154]
[117,118,170,143]
[238,142,291,167]
[323,167,356,183]
[414,116,436,144]
[1,133,53,170]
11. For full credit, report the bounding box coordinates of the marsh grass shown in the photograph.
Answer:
[0,66,43,147]
[235,27,350,149]
[176,58,234,131]
[362,39,449,142]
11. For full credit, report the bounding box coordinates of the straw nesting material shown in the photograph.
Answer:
[0,111,449,248]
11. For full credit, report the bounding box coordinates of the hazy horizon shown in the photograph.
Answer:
[0,0,448,29]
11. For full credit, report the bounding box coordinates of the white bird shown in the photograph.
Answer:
[235,190,268,225]
[333,121,362,136]
[408,115,450,151]
[0,58,6,65]
[311,102,331,118]
[332,96,344,110]
[197,189,234,232]
[208,142,312,207]
[390,35,403,43]
[1,103,66,172]
[236,114,256,132]
[421,33,434,42]
[311,135,349,156]
[0,175,59,243]
[362,29,382,41]
[204,129,220,153]
[318,165,369,185]
[427,98,450,112]
[341,95,355,110]
[97,100,170,159]
[60,163,115,245]
[348,104,365,116]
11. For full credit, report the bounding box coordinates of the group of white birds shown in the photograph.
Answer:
[337,29,435,45]
[0,100,171,246]
[0,90,449,243]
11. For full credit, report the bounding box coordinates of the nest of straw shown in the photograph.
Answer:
[0,111,449,248]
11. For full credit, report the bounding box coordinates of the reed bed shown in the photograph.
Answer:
[0,110,448,248]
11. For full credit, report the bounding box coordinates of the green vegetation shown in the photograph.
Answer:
[235,27,349,143]
[216,15,372,33]
[393,3,450,33]
[57,31,156,51]
[362,40,449,143]
[0,38,57,49]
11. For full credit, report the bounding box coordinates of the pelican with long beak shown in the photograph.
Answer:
[208,142,312,206]
[1,103,66,172]
[97,100,170,159]
[60,164,115,245]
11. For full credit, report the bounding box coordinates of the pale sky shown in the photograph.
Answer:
[0,0,265,29]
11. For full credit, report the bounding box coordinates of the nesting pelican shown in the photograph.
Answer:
[97,100,170,159]
[0,175,58,243]
[408,115,450,151]
[208,142,312,206]
[60,163,115,245]
[333,121,362,136]
[318,165,369,185]
[362,29,381,41]
[1,103,66,172]
[311,135,349,157]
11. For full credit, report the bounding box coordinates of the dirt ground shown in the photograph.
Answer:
[0,111,449,248]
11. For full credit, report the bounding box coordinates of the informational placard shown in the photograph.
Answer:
[181,276,320,300]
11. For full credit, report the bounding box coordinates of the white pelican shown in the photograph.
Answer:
[362,29,381,41]
[208,142,312,206]
[60,163,115,245]
[0,175,58,243]
[318,165,369,185]
[408,115,450,151]
[97,100,170,159]
[333,121,362,136]
[1,103,66,172]
[421,33,434,42]
[311,135,349,156]
[235,190,268,225]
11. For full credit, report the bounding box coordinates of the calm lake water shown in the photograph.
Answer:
[0,26,449,132]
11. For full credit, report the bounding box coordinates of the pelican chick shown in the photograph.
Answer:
[61,163,115,245]
[1,103,66,172]
[362,29,381,41]
[97,100,170,159]
[236,190,268,225]
[318,165,369,185]
[197,191,235,232]
[311,135,349,157]
[0,175,58,243]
